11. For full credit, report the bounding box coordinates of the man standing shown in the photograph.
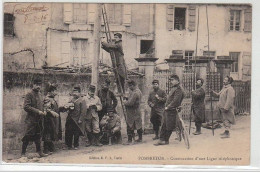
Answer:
[97,79,118,121]
[42,84,62,154]
[148,80,167,140]
[123,80,143,144]
[22,78,48,158]
[154,74,185,146]
[211,76,235,138]
[84,85,103,147]
[101,33,127,93]
[62,86,86,150]
[191,78,206,135]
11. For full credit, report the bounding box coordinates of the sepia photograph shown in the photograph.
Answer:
[2,2,253,166]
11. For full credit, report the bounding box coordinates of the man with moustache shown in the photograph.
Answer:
[154,74,185,146]
[211,76,235,138]
[148,79,167,140]
[21,78,48,158]
[97,79,118,121]
[191,78,206,135]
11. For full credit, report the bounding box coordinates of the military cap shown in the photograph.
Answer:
[89,84,96,92]
[169,74,180,81]
[152,79,159,84]
[114,33,122,38]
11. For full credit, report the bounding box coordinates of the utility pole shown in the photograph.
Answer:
[91,3,102,88]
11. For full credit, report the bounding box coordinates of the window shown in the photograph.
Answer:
[184,51,194,69]
[174,8,186,30]
[203,51,216,59]
[107,4,122,24]
[4,13,15,37]
[73,4,87,23]
[72,39,88,66]
[230,10,241,31]
[230,52,240,72]
[140,40,154,54]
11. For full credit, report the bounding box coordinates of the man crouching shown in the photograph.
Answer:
[100,108,122,145]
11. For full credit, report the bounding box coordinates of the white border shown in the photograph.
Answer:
[1,0,260,171]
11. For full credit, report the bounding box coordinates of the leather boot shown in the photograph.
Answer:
[193,126,202,135]
[154,140,169,146]
[85,133,93,147]
[221,130,230,138]
[153,130,159,140]
[136,131,142,143]
[37,151,48,158]
[94,133,103,147]
[123,135,132,145]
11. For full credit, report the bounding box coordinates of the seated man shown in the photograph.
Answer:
[100,108,122,145]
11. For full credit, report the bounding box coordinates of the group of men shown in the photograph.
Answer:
[20,31,236,158]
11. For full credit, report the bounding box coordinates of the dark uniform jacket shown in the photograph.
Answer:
[62,97,86,135]
[98,89,118,113]
[164,85,185,131]
[124,87,142,130]
[42,94,62,141]
[101,40,127,80]
[148,88,167,124]
[191,87,206,122]
[23,90,44,141]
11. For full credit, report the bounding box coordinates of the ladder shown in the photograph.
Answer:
[101,4,127,122]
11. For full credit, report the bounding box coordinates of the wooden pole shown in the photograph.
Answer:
[91,3,102,88]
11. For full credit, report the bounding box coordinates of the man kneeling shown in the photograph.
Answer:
[100,108,122,145]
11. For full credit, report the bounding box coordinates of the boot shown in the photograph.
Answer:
[154,140,169,146]
[94,133,103,147]
[123,135,133,145]
[220,130,228,136]
[193,126,202,135]
[221,130,230,138]
[153,130,159,140]
[85,133,93,147]
[136,131,142,143]
[37,151,48,158]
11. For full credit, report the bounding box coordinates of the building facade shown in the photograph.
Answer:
[3,3,252,80]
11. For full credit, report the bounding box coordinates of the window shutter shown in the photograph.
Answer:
[242,52,251,79]
[166,4,174,31]
[188,5,196,31]
[63,4,73,24]
[61,38,71,66]
[244,8,252,32]
[123,4,131,26]
[88,4,96,24]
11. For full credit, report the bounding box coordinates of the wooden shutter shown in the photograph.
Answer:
[242,52,251,80]
[63,4,73,24]
[166,4,174,31]
[244,8,252,32]
[88,4,96,24]
[188,5,196,31]
[123,4,131,26]
[61,38,71,66]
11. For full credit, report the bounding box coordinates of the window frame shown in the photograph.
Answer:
[203,51,216,59]
[4,13,15,37]
[229,9,241,32]
[174,7,187,30]
[72,38,88,67]
[229,52,240,73]
[73,3,88,24]
[184,50,194,70]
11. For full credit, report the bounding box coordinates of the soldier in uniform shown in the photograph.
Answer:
[100,108,122,145]
[101,33,127,93]
[21,78,48,158]
[97,79,118,121]
[123,80,143,144]
[211,76,235,138]
[191,78,206,135]
[42,84,62,154]
[154,75,185,146]
[148,79,167,140]
[61,86,86,150]
[84,85,103,147]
